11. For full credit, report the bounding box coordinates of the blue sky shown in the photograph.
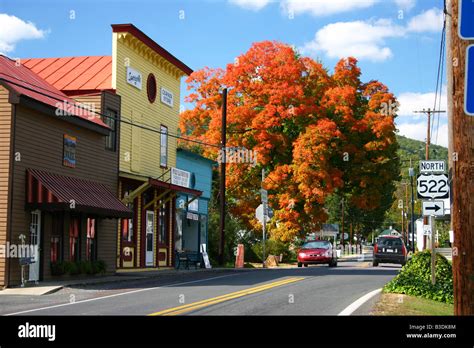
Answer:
[0,0,448,146]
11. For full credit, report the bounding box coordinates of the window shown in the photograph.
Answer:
[122,191,134,242]
[147,73,157,103]
[51,213,63,263]
[50,237,60,263]
[159,203,167,244]
[86,218,97,261]
[160,125,168,167]
[103,109,117,151]
[69,217,80,262]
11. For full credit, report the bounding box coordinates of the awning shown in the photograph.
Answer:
[149,178,202,197]
[26,169,132,218]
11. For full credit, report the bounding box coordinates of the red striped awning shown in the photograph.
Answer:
[26,168,132,218]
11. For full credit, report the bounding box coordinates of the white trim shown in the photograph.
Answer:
[338,288,382,316]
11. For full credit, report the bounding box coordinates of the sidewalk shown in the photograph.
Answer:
[0,267,244,296]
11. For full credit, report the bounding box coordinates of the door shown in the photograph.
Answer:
[145,210,155,266]
[29,210,41,281]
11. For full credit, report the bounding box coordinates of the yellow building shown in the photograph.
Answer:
[24,24,201,269]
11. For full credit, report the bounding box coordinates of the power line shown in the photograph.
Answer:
[0,73,221,149]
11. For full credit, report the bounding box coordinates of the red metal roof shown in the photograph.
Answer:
[0,55,109,129]
[22,56,113,92]
[27,168,132,218]
[112,24,193,76]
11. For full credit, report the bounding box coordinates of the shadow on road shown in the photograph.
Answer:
[61,265,400,293]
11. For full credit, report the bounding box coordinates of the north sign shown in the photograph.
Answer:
[419,160,445,173]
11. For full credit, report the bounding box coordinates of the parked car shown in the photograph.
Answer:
[373,235,407,267]
[297,240,337,267]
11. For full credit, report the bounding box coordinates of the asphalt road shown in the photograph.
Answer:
[1,261,400,316]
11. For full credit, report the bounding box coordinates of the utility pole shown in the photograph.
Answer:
[405,183,409,246]
[261,168,266,268]
[409,163,415,252]
[341,198,345,252]
[218,88,227,265]
[448,0,474,315]
[414,108,446,251]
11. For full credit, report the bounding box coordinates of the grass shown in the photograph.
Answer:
[372,293,454,316]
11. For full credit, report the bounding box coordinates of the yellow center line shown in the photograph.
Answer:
[148,277,305,316]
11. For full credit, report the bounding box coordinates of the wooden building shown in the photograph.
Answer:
[0,55,131,287]
[22,24,200,270]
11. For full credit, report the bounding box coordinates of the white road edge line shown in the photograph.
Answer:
[4,273,243,316]
[338,288,382,316]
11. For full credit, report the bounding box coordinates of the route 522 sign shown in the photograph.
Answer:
[417,174,450,199]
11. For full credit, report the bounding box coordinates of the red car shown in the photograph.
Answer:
[297,240,337,267]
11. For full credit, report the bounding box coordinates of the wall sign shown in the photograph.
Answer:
[160,87,174,107]
[171,167,190,188]
[63,134,76,168]
[126,67,142,90]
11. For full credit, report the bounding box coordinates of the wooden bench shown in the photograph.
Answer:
[175,250,200,270]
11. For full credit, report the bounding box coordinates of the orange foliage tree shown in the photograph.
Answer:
[179,41,399,242]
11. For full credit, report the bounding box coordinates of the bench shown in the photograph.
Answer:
[175,250,200,270]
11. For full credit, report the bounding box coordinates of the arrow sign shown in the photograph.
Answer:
[422,201,445,217]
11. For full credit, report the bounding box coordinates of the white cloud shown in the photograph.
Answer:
[301,6,443,62]
[0,14,47,54]
[397,87,447,119]
[394,0,416,11]
[407,7,444,33]
[397,121,448,147]
[281,0,378,17]
[228,0,272,11]
[301,19,404,62]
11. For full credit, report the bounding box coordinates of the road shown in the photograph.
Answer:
[1,261,400,316]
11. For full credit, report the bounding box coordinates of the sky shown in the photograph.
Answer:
[0,0,448,147]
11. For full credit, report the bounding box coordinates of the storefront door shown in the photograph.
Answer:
[145,210,155,266]
[29,210,41,282]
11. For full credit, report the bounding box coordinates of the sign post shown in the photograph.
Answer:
[417,160,449,285]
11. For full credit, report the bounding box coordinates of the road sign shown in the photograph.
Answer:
[419,160,446,173]
[260,189,268,203]
[422,201,445,217]
[465,45,474,116]
[255,203,272,224]
[417,173,450,199]
[423,225,431,236]
[459,0,474,40]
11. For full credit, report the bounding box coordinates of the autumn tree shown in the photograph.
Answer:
[179,41,400,242]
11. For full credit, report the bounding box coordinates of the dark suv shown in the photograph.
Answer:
[373,236,407,267]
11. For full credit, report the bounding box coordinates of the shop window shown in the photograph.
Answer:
[160,125,168,167]
[103,109,117,151]
[86,218,97,261]
[159,203,167,244]
[69,217,80,262]
[50,237,60,263]
[122,193,134,242]
[51,213,63,263]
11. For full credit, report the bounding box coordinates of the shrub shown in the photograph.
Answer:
[383,250,453,304]
[92,260,107,274]
[50,261,65,276]
[78,261,93,275]
[251,239,293,263]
